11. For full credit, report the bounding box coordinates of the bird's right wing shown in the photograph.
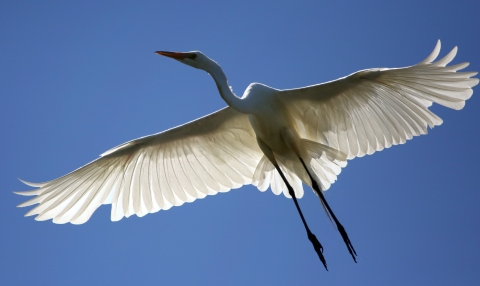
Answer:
[278,40,478,160]
[16,107,264,224]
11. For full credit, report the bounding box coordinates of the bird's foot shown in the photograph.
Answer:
[337,222,357,263]
[310,176,357,263]
[308,231,328,271]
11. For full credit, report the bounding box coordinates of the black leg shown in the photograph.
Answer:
[299,158,357,263]
[273,164,328,271]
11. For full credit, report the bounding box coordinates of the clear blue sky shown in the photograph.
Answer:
[1,1,479,285]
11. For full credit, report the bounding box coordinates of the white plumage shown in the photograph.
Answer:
[16,40,477,228]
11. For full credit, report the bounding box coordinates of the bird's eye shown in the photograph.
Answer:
[188,54,197,60]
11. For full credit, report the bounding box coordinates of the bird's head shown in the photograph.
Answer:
[155,50,212,71]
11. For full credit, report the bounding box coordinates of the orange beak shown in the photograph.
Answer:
[155,51,193,60]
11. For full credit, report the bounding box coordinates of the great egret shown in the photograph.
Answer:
[16,40,478,270]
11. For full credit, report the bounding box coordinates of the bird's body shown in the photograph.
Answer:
[247,85,298,158]
[247,85,315,191]
[16,41,478,269]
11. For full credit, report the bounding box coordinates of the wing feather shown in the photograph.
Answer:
[174,144,199,200]
[172,143,197,202]
[71,162,121,224]
[149,148,166,211]
[184,142,221,194]
[179,144,209,197]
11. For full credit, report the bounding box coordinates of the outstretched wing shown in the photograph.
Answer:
[16,107,263,224]
[279,40,478,159]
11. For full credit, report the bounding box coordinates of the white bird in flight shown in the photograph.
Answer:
[16,40,478,270]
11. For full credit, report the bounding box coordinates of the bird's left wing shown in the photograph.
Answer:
[16,107,263,224]
[278,40,478,160]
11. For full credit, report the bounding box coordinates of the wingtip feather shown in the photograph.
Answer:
[471,78,479,88]
[14,190,41,196]
[433,46,458,67]
[18,178,49,188]
[416,40,441,65]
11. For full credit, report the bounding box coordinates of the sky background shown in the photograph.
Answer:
[1,1,480,285]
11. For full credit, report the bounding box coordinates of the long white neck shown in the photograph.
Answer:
[205,61,250,114]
